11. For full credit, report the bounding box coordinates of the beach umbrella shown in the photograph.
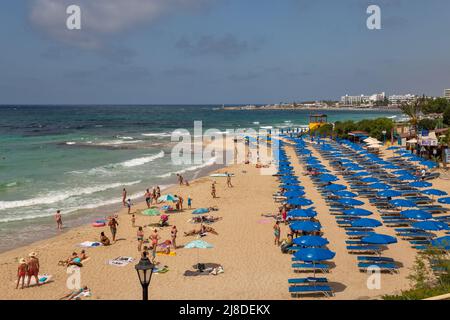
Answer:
[389,199,417,208]
[351,218,382,228]
[281,184,304,190]
[142,208,160,216]
[294,248,335,262]
[287,209,317,218]
[293,248,335,276]
[324,184,347,192]
[287,198,313,207]
[192,208,210,215]
[369,183,392,190]
[158,194,179,203]
[422,189,448,197]
[352,171,371,177]
[319,175,339,183]
[377,190,402,198]
[360,177,380,183]
[383,164,401,170]
[337,198,364,206]
[361,234,397,245]
[411,221,450,231]
[438,197,450,204]
[409,181,432,188]
[184,240,214,269]
[284,190,306,198]
[431,236,450,250]
[290,221,321,232]
[333,190,358,198]
[400,210,432,220]
[343,208,373,217]
[293,236,329,248]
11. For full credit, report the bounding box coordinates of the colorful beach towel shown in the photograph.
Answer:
[156,251,176,257]
[108,256,134,267]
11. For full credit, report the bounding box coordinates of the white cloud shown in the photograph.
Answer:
[29,0,212,47]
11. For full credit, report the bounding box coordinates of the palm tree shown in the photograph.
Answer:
[399,95,426,138]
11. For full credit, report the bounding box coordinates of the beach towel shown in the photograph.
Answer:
[108,256,134,267]
[153,266,169,274]
[17,274,53,286]
[72,289,92,300]
[156,251,176,257]
[79,241,103,248]
[183,270,213,277]
[142,208,160,216]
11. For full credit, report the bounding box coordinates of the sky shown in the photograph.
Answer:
[1,0,450,105]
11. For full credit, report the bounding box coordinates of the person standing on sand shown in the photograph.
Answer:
[177,174,184,185]
[211,182,217,198]
[126,198,132,214]
[26,252,40,287]
[178,195,184,211]
[187,196,192,209]
[144,189,152,208]
[156,186,161,200]
[226,173,233,188]
[122,188,127,206]
[273,221,281,246]
[55,210,63,230]
[16,258,27,289]
[152,187,157,205]
[137,227,144,252]
[171,226,178,249]
[108,218,119,242]
[131,214,136,228]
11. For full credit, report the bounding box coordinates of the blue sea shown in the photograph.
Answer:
[0,105,401,251]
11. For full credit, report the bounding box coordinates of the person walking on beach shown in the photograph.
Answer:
[152,187,157,204]
[55,210,63,231]
[156,186,161,200]
[126,198,132,214]
[137,227,144,252]
[144,189,152,208]
[171,226,178,249]
[187,196,192,209]
[177,174,184,185]
[211,182,217,199]
[226,173,233,188]
[108,218,119,242]
[131,214,136,228]
[122,188,127,206]
[16,258,28,289]
[26,252,40,287]
[273,221,281,246]
[178,195,184,211]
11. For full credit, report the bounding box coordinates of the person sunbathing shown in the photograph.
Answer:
[60,286,91,300]
[157,240,172,254]
[59,252,83,267]
[184,224,218,236]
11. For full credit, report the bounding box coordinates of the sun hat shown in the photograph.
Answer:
[19,258,26,264]
[28,252,37,258]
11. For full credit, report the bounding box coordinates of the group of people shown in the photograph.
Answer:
[16,252,40,289]
[136,226,178,260]
[143,186,162,208]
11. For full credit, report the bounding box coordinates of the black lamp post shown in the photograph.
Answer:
[135,255,154,300]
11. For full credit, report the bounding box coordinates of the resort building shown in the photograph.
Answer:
[388,94,417,106]
[340,92,385,106]
[444,89,450,100]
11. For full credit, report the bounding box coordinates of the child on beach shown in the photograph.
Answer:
[16,258,27,289]
[131,214,136,228]
[273,221,281,246]
[187,196,192,209]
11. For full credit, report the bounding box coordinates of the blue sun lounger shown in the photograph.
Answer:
[288,277,328,284]
[357,256,394,263]
[347,245,381,254]
[358,262,398,273]
[289,285,334,298]
[292,263,330,273]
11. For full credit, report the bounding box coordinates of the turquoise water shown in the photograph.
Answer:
[0,105,401,251]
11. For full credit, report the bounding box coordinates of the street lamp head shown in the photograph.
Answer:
[135,255,154,287]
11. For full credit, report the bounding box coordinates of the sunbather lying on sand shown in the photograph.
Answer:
[59,286,91,300]
[58,250,88,267]
[189,215,222,224]
[184,224,218,236]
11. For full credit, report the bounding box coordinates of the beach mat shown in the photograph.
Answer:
[16,274,53,286]
[153,266,169,274]
[156,251,176,257]
[108,257,134,267]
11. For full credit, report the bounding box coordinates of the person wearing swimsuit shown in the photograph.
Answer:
[137,227,144,252]
[171,226,178,249]
[55,210,63,231]
[16,258,28,289]
[108,218,119,242]
[26,253,40,287]
[273,221,281,246]
[144,189,152,208]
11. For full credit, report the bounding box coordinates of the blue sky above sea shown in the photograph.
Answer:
[1,0,450,105]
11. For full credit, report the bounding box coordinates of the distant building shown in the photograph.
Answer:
[340,92,385,106]
[444,89,450,100]
[388,94,417,105]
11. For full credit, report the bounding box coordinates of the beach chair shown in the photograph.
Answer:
[292,263,330,273]
[347,245,381,254]
[289,285,334,298]
[357,256,394,263]
[288,277,328,284]
[358,262,399,274]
